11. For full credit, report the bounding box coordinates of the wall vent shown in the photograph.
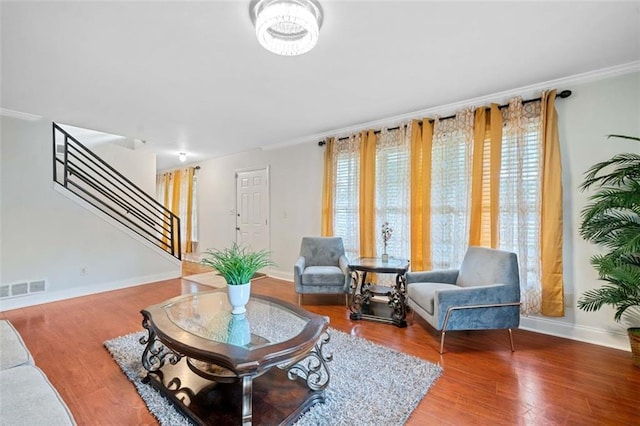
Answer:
[29,280,46,293]
[11,282,28,296]
[0,280,47,299]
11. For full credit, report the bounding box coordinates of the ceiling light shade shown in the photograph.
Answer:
[250,0,323,56]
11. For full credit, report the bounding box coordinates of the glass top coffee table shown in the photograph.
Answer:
[140,290,331,425]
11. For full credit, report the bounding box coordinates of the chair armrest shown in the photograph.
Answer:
[293,256,305,289]
[406,269,458,284]
[338,255,349,275]
[338,255,351,291]
[436,283,516,308]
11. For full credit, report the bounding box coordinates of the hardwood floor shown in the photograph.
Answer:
[1,274,637,425]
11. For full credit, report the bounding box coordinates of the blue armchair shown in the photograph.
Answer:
[293,237,350,306]
[406,246,521,354]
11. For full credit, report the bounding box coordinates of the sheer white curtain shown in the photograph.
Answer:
[375,126,411,259]
[430,108,475,269]
[332,134,361,260]
[375,126,411,284]
[500,98,543,314]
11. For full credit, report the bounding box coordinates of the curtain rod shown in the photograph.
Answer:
[318,89,572,146]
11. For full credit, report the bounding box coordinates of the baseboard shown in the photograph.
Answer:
[520,315,630,352]
[0,270,180,312]
[266,269,293,282]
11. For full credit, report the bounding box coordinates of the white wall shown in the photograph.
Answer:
[192,70,640,350]
[91,142,156,195]
[0,116,180,311]
[521,70,640,350]
[194,142,324,279]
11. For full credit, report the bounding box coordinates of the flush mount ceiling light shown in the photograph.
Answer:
[178,152,187,163]
[249,0,323,56]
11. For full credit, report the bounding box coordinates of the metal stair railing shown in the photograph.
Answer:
[52,122,181,260]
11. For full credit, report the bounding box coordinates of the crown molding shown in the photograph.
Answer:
[264,60,640,150]
[0,108,43,121]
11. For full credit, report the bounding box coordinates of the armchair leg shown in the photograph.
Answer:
[298,294,302,306]
[508,328,515,352]
[439,331,446,355]
[344,294,348,308]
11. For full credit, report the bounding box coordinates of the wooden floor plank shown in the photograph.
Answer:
[1,275,638,425]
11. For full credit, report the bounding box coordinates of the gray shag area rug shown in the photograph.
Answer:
[104,328,442,425]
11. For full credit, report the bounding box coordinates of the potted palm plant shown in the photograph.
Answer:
[201,242,275,314]
[577,134,640,367]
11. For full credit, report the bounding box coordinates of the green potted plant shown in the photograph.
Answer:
[577,134,640,367]
[201,242,275,314]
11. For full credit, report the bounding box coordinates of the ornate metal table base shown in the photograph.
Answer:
[348,263,409,328]
[140,321,331,426]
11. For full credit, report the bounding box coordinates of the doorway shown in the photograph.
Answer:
[235,167,270,253]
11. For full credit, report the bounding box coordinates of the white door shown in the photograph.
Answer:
[236,168,270,252]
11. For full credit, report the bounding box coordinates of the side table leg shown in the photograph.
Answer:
[349,270,363,320]
[388,273,408,327]
[241,376,253,426]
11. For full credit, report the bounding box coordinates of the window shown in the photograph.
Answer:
[333,135,361,260]
[430,109,474,269]
[327,97,549,314]
[499,100,543,312]
[375,128,410,260]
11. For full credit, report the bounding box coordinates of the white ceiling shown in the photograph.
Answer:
[2,1,639,170]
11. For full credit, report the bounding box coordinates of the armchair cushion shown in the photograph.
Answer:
[406,269,458,285]
[302,266,346,286]
[407,283,461,315]
[456,248,518,288]
[300,237,344,267]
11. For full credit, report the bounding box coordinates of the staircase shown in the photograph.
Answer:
[52,122,181,260]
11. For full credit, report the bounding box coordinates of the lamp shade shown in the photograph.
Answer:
[250,0,323,56]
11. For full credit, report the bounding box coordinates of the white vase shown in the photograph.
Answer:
[227,282,251,314]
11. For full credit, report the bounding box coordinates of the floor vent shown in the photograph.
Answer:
[0,280,47,299]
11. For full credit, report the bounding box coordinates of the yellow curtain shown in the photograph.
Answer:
[321,137,335,236]
[157,167,196,255]
[359,130,376,257]
[171,170,182,255]
[469,107,486,247]
[540,90,564,316]
[489,103,503,248]
[185,167,195,253]
[410,119,433,271]
[467,104,503,249]
[161,173,171,249]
